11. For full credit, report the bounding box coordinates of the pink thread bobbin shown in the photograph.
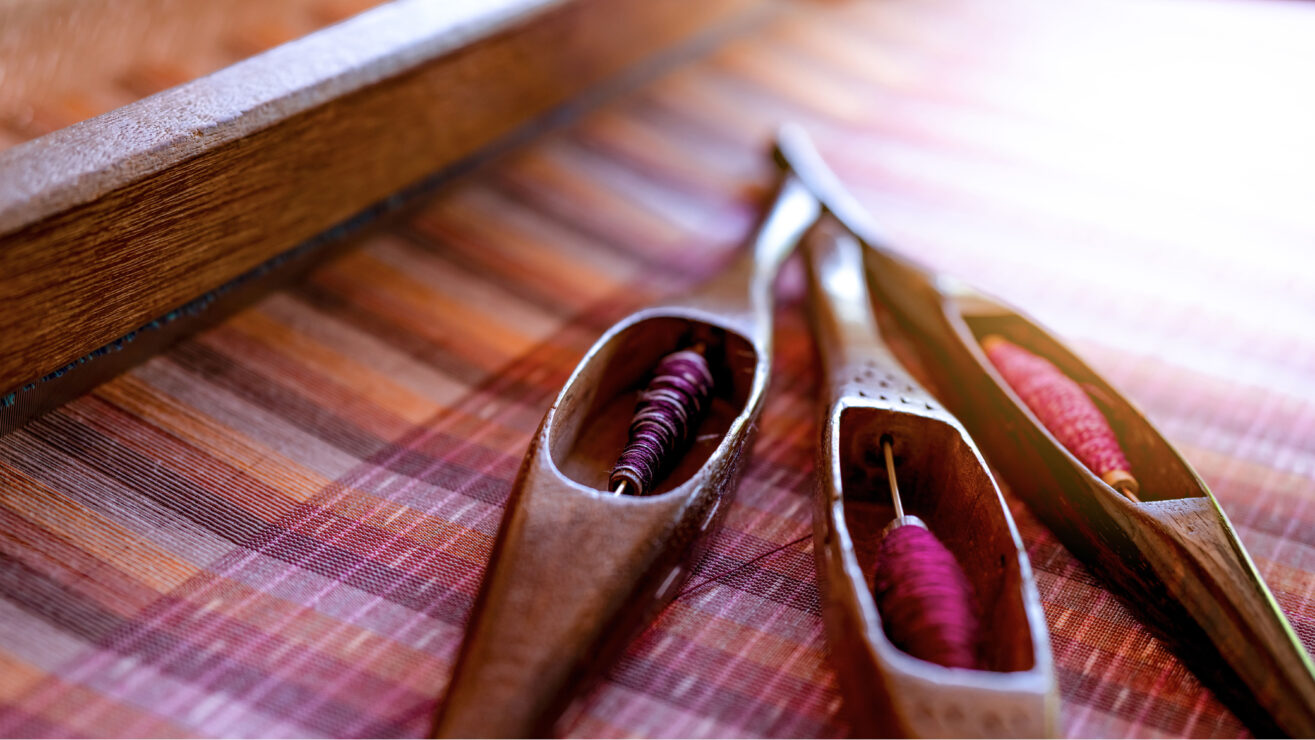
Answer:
[873,437,979,669]
[875,525,979,669]
[609,344,715,496]
[982,335,1140,501]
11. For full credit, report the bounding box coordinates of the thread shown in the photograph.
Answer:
[982,335,1139,498]
[874,524,979,668]
[609,346,714,496]
[873,437,978,669]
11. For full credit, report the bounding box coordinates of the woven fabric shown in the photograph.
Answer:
[2,0,1314,737]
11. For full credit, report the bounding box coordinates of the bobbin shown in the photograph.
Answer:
[608,343,715,497]
[872,435,979,671]
[981,334,1140,501]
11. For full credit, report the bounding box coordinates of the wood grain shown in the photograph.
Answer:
[0,0,384,144]
[0,0,754,395]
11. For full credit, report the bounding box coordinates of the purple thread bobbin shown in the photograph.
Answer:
[874,524,979,669]
[870,437,978,669]
[609,347,715,496]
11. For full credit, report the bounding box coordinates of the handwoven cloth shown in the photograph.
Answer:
[2,0,1314,737]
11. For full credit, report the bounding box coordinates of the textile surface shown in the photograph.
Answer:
[2,0,1314,737]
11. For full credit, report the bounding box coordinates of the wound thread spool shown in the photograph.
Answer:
[609,345,715,496]
[982,335,1140,501]
[872,438,979,669]
[875,527,980,669]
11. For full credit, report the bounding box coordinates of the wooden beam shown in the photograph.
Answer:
[0,0,752,394]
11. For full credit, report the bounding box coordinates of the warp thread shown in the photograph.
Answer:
[610,347,715,496]
[983,335,1137,495]
[874,524,978,669]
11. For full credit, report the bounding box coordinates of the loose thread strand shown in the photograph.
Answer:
[677,535,811,598]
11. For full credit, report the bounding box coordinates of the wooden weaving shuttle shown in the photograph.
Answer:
[777,124,1315,737]
[802,218,1057,738]
[433,167,822,737]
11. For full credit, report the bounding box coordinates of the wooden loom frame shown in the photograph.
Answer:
[0,0,756,401]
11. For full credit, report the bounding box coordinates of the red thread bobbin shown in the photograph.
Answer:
[983,335,1139,500]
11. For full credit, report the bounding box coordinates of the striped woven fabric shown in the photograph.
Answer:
[3,0,1314,737]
